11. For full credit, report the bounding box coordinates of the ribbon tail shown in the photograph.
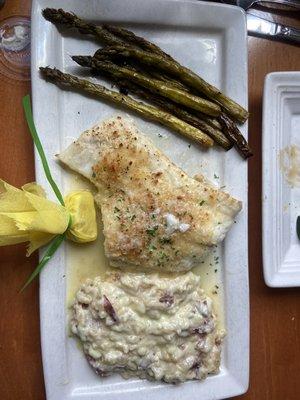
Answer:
[21,233,65,291]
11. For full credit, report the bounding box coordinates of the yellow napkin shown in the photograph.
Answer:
[0,180,97,255]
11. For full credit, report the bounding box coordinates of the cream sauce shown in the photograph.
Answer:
[279,144,300,187]
[65,173,109,306]
[65,173,224,329]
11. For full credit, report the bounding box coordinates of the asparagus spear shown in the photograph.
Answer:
[103,24,173,60]
[72,56,221,117]
[42,8,248,123]
[42,8,125,46]
[116,79,232,150]
[42,8,173,60]
[42,8,189,91]
[96,53,188,91]
[74,59,231,149]
[39,67,214,148]
[197,114,221,131]
[90,53,222,130]
[140,68,188,91]
[219,113,252,158]
[95,46,249,124]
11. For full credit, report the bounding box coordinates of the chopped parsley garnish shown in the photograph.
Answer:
[146,226,158,236]
[214,173,219,179]
[160,237,172,244]
[114,207,120,213]
[149,244,157,252]
[159,251,169,261]
[199,200,205,206]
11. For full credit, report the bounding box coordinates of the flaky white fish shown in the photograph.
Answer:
[59,116,241,272]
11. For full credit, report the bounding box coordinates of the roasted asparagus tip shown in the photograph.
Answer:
[94,47,119,59]
[40,66,65,82]
[219,113,252,159]
[71,55,92,67]
[42,8,71,24]
[42,8,124,46]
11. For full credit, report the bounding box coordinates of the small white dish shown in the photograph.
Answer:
[263,71,300,287]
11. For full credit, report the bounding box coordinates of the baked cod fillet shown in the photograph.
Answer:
[59,116,242,272]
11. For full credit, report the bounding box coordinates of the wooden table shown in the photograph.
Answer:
[0,1,299,399]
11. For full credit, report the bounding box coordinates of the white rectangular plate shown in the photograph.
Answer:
[263,72,300,287]
[31,0,249,399]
